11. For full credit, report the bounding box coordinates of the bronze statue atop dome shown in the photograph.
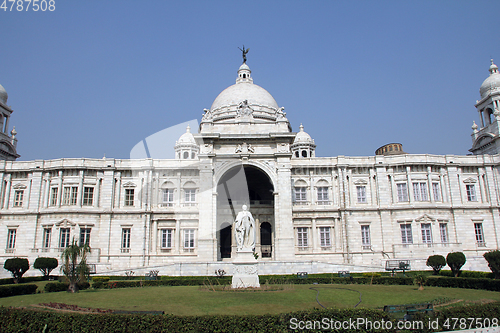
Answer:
[238,45,249,63]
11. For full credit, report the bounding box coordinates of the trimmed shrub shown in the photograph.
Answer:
[0,284,38,298]
[426,254,446,275]
[33,257,58,278]
[447,252,466,277]
[426,276,500,291]
[3,258,29,283]
[45,282,90,293]
[484,250,500,279]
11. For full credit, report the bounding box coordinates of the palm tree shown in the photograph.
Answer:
[61,239,90,293]
[414,274,427,291]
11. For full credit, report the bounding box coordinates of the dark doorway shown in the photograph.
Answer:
[260,222,272,258]
[217,165,274,260]
[220,223,232,259]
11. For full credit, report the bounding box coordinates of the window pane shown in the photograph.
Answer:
[400,224,412,244]
[361,225,371,248]
[356,186,366,203]
[421,223,432,243]
[439,223,448,243]
[397,184,408,202]
[83,187,94,206]
[319,227,331,247]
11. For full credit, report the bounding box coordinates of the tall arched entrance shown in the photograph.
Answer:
[216,165,274,260]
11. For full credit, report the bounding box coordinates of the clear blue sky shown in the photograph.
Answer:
[1,1,500,161]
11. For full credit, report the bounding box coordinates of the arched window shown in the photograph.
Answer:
[191,152,195,159]
[302,150,308,158]
[295,151,299,158]
[183,151,189,159]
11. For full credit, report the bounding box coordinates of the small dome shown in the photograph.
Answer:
[293,124,313,144]
[239,63,250,71]
[177,125,196,144]
[479,59,500,98]
[0,83,8,104]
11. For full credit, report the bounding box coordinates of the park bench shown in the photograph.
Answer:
[385,260,410,276]
[383,303,433,320]
[145,270,159,281]
[338,271,350,278]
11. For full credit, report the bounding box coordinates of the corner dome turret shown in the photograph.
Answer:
[291,124,316,158]
[175,126,198,160]
[479,59,500,99]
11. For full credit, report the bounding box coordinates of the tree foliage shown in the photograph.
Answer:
[3,258,29,283]
[414,274,427,290]
[34,257,58,278]
[447,252,466,277]
[426,254,446,275]
[483,250,500,279]
[61,240,90,293]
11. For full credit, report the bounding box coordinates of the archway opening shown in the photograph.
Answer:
[216,165,274,260]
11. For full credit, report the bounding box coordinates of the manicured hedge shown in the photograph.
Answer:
[0,284,38,298]
[0,276,48,286]
[426,276,500,291]
[0,303,498,332]
[44,282,90,293]
[439,270,494,279]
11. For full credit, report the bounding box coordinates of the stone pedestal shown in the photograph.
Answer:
[231,250,260,288]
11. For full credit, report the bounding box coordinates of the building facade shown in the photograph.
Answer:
[0,60,499,277]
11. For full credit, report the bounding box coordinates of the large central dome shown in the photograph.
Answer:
[199,62,291,134]
[210,64,278,111]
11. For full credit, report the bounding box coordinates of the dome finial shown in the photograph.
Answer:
[490,59,498,75]
[299,123,304,132]
[186,125,191,133]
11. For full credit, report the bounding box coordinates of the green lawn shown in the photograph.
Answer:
[0,284,499,316]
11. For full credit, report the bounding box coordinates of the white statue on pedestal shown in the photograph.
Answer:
[234,205,255,251]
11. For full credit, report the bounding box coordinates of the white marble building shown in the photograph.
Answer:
[0,59,500,277]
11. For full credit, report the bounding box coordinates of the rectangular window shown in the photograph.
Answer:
[161,229,173,249]
[413,182,428,201]
[50,188,58,206]
[62,186,78,205]
[466,184,477,202]
[124,189,134,206]
[361,225,371,249]
[474,223,485,246]
[295,187,307,202]
[59,228,70,248]
[317,187,329,203]
[83,187,94,206]
[421,223,432,244]
[7,229,16,249]
[439,223,448,243]
[432,183,441,201]
[185,189,196,203]
[79,228,91,246]
[297,227,308,248]
[319,227,331,247]
[121,228,131,249]
[183,229,195,249]
[163,189,174,204]
[400,224,413,244]
[43,228,52,248]
[356,186,367,203]
[397,183,408,202]
[13,190,23,207]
